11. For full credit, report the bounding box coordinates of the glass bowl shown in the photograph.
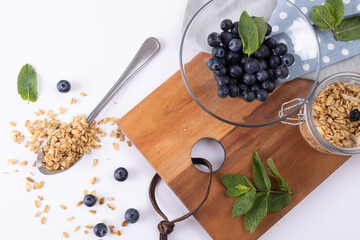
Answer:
[180,0,321,127]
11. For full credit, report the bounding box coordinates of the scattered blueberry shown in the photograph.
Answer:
[220,19,233,31]
[125,208,140,224]
[218,76,231,85]
[229,38,242,52]
[350,109,360,122]
[251,84,260,92]
[212,46,226,59]
[244,58,260,74]
[256,89,269,102]
[217,86,229,98]
[256,70,269,81]
[229,64,244,79]
[258,59,268,71]
[94,223,108,237]
[243,90,256,102]
[275,65,289,79]
[267,69,277,81]
[274,43,288,56]
[260,80,275,93]
[282,53,295,66]
[265,24,272,36]
[114,167,128,182]
[240,55,249,65]
[264,37,277,50]
[57,80,71,93]
[225,51,241,64]
[231,21,239,36]
[243,73,257,86]
[268,55,282,69]
[229,85,239,98]
[238,83,249,95]
[207,32,221,47]
[253,45,270,59]
[206,57,222,71]
[220,31,233,46]
[83,194,97,207]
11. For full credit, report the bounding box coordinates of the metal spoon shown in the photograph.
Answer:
[37,37,161,175]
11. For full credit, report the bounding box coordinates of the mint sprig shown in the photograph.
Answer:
[238,11,268,56]
[17,64,38,103]
[311,0,359,41]
[221,150,293,233]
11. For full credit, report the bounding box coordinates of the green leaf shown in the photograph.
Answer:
[326,0,344,26]
[221,174,254,189]
[251,151,271,190]
[268,193,291,212]
[311,5,336,30]
[335,16,360,41]
[232,188,256,217]
[17,64,38,103]
[238,11,259,56]
[244,192,269,233]
[226,184,250,197]
[267,158,291,194]
[253,17,268,48]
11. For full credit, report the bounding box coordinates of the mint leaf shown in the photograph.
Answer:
[326,0,344,26]
[226,184,250,197]
[244,192,269,233]
[239,11,259,56]
[268,192,291,212]
[17,64,38,103]
[267,158,291,194]
[311,5,336,30]
[251,151,271,190]
[221,174,254,189]
[253,17,268,49]
[232,188,256,217]
[335,16,360,41]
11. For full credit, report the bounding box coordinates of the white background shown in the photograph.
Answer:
[1,0,360,239]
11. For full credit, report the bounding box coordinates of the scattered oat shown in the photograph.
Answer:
[37,195,44,201]
[26,177,34,183]
[26,183,31,192]
[122,220,128,227]
[117,230,122,236]
[14,169,18,172]
[84,230,88,234]
[44,205,49,213]
[9,121,16,127]
[59,107,66,114]
[83,190,88,196]
[35,200,41,208]
[90,190,96,195]
[91,177,97,185]
[20,161,27,166]
[99,197,105,205]
[71,98,76,104]
[67,216,74,221]
[85,225,93,229]
[119,134,125,142]
[89,209,96,215]
[76,201,83,207]
[41,217,46,224]
[63,232,69,238]
[7,159,17,165]
[35,211,42,217]
[29,172,34,176]
[2,172,8,175]
[112,143,119,151]
[93,159,98,167]
[114,101,118,104]
[60,204,67,210]
[80,92,87,97]
[107,204,115,211]
[126,140,132,147]
[101,219,105,223]
[107,197,115,201]
[11,130,24,144]
[74,226,80,231]
[33,161,36,167]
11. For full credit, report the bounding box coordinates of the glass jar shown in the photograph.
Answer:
[299,72,360,155]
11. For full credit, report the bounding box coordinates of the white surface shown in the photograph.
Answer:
[0,0,360,239]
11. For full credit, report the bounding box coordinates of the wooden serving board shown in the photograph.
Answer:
[118,53,349,240]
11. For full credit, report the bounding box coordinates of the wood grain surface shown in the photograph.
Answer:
[118,52,349,240]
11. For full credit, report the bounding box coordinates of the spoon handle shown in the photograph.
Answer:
[86,37,161,124]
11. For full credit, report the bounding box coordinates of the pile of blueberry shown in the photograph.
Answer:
[206,19,295,102]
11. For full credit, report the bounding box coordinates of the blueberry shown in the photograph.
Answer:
[114,167,128,182]
[212,46,226,59]
[220,31,233,46]
[256,89,269,102]
[256,70,269,81]
[258,59,268,71]
[251,84,260,92]
[260,80,274,92]
[229,85,239,98]
[229,64,244,79]
[83,194,97,207]
[213,66,228,77]
[265,24,272,36]
[243,73,257,86]
[207,32,221,47]
[268,55,282,69]
[220,19,233,31]
[225,51,241,64]
[253,45,270,59]
[206,57,221,71]
[94,223,108,237]
[267,69,277,81]
[238,83,249,95]
[264,37,277,50]
[228,38,242,52]
[231,21,239,36]
[240,55,248,65]
[275,65,289,79]
[217,86,229,98]
[350,109,360,122]
[244,58,260,73]
[243,90,256,102]
[218,76,231,85]
[274,43,288,56]
[57,80,71,93]
[282,53,295,66]
[125,208,140,224]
